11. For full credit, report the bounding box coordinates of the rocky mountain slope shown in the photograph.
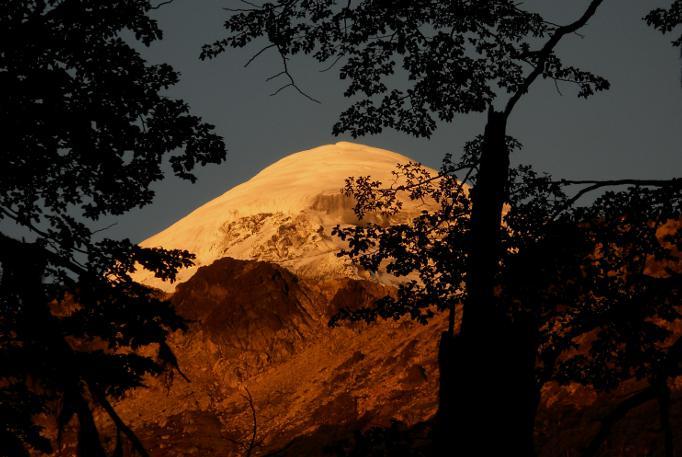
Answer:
[110,258,443,456]
[96,257,679,457]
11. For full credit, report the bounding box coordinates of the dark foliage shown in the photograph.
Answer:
[330,137,518,329]
[646,0,682,47]
[0,1,226,455]
[333,154,682,362]
[202,0,609,138]
[334,154,682,454]
[646,0,682,85]
[208,1,681,455]
[324,420,430,457]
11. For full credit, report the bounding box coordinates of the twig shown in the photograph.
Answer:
[0,209,90,275]
[552,78,564,96]
[550,178,680,219]
[380,166,469,195]
[561,178,679,207]
[244,44,276,68]
[266,47,321,103]
[90,222,118,235]
[583,386,657,457]
[556,179,679,186]
[343,0,352,37]
[242,386,258,457]
[457,163,477,193]
[511,5,586,38]
[319,54,344,73]
[150,0,175,10]
[223,7,256,12]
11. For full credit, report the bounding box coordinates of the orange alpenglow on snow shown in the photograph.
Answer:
[134,142,439,291]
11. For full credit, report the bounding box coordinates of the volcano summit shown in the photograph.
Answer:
[135,142,437,291]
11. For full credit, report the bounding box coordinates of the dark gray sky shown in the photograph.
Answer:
[108,0,682,244]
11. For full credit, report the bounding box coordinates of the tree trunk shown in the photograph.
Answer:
[656,378,674,457]
[0,235,109,457]
[434,109,539,456]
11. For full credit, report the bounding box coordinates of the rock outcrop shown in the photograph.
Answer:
[113,257,442,456]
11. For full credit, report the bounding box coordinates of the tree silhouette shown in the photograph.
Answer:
[1,1,226,455]
[646,0,682,85]
[333,159,681,455]
[207,1,681,455]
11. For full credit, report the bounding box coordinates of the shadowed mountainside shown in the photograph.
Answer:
[107,258,442,456]
[45,255,680,456]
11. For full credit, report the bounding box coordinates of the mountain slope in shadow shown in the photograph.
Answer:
[63,256,680,457]
[111,257,441,456]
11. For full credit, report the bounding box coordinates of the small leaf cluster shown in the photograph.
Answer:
[646,0,682,47]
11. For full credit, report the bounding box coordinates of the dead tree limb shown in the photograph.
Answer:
[242,386,258,457]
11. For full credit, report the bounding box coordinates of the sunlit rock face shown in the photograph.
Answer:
[112,257,443,457]
[134,142,438,292]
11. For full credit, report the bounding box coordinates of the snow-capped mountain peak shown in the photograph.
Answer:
[134,142,437,291]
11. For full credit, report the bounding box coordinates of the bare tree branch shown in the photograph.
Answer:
[266,47,321,103]
[505,0,605,118]
[242,386,258,457]
[510,5,586,38]
[319,54,344,73]
[583,386,657,457]
[548,178,681,220]
[150,0,175,10]
[560,178,680,207]
[244,44,276,68]
[557,179,679,187]
[0,212,89,275]
[378,165,470,195]
[89,383,151,457]
[90,222,118,235]
[552,78,564,96]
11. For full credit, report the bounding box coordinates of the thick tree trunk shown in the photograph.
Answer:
[434,109,539,456]
[461,109,510,339]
